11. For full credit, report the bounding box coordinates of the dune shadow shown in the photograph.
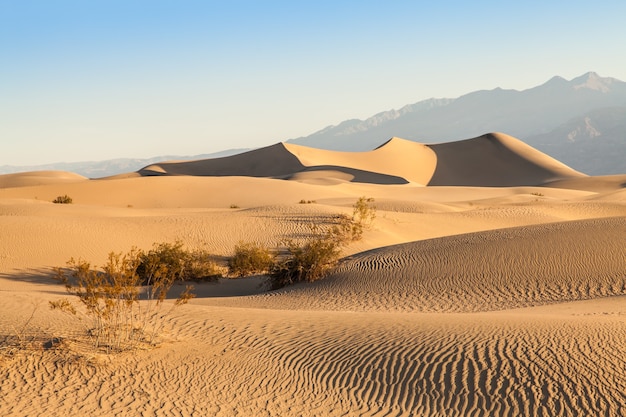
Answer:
[165,276,268,299]
[284,165,409,185]
[0,268,68,296]
[1,267,268,301]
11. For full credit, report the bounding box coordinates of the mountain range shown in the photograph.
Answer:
[0,149,247,178]
[3,72,625,177]
[288,72,626,175]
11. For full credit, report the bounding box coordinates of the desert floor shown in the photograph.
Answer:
[1,140,625,416]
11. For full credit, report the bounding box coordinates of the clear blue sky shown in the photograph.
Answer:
[2,0,625,165]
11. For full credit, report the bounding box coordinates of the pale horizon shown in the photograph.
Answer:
[2,1,626,166]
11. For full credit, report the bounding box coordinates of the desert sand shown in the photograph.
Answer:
[1,133,624,416]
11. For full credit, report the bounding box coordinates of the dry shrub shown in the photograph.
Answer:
[269,235,342,289]
[53,195,73,204]
[228,242,275,277]
[269,197,376,289]
[50,248,195,353]
[341,196,376,242]
[136,241,222,284]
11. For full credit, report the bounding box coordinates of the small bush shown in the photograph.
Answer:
[230,204,240,209]
[53,195,73,204]
[299,199,316,204]
[269,237,341,289]
[228,242,275,277]
[136,241,222,284]
[268,197,376,289]
[530,192,544,197]
[185,249,225,281]
[326,196,376,244]
[51,250,195,353]
[348,196,376,240]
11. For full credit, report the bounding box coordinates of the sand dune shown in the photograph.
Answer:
[428,133,586,186]
[1,134,625,416]
[235,217,626,313]
[0,170,87,189]
[135,133,586,186]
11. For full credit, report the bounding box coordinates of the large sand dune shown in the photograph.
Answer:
[1,134,625,416]
[135,133,585,186]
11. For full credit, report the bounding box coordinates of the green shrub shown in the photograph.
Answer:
[228,242,275,277]
[53,195,73,204]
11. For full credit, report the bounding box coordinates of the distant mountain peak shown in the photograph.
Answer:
[571,71,614,92]
[545,75,568,85]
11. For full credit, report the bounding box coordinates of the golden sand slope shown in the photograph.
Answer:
[428,133,586,186]
[1,293,624,416]
[1,136,625,417]
[234,217,626,313]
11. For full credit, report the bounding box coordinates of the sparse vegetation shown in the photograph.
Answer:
[230,204,240,209]
[268,197,376,289]
[530,192,545,197]
[269,233,342,289]
[50,247,197,353]
[335,196,376,243]
[299,199,316,204]
[42,197,376,350]
[136,241,222,284]
[228,242,275,277]
[53,195,73,204]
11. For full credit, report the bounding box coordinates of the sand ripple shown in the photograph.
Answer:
[243,217,626,312]
[2,306,624,416]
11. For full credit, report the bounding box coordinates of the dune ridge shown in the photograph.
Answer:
[133,133,586,186]
[428,133,586,186]
[233,217,626,313]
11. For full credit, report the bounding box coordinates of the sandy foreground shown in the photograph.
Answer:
[1,135,625,416]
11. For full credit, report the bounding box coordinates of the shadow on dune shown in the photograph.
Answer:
[0,268,69,296]
[283,165,409,185]
[0,268,269,300]
[138,143,305,178]
[168,277,269,299]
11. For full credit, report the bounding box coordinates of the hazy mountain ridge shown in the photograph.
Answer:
[525,106,626,175]
[0,149,248,178]
[287,72,626,175]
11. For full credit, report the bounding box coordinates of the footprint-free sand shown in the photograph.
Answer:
[1,134,624,416]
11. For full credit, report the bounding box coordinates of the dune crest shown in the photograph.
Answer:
[132,133,586,187]
[284,137,437,184]
[428,132,586,186]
